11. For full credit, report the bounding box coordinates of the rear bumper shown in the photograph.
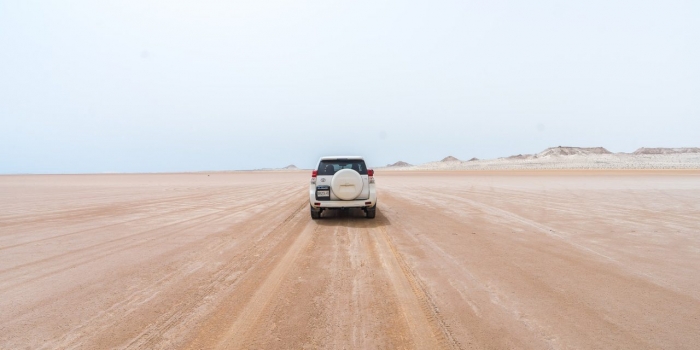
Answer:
[311,199,376,209]
[309,188,376,209]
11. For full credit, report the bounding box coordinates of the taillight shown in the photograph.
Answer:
[368,169,374,176]
[311,170,317,184]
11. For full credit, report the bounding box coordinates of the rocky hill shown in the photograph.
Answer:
[506,154,536,160]
[441,156,460,162]
[379,146,700,171]
[633,147,700,155]
[386,161,413,167]
[537,146,612,157]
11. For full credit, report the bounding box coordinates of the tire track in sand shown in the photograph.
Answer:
[213,212,318,349]
[369,214,460,350]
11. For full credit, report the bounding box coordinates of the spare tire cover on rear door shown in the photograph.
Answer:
[331,169,364,200]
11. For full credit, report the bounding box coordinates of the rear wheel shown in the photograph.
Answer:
[366,206,376,219]
[310,207,321,219]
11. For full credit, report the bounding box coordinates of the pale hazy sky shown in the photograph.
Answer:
[1,0,698,173]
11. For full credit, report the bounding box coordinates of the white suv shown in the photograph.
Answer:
[309,156,377,219]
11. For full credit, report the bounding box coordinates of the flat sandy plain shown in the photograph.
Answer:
[1,171,699,349]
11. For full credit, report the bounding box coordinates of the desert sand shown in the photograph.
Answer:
[1,170,700,349]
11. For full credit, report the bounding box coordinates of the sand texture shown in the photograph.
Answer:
[1,171,700,349]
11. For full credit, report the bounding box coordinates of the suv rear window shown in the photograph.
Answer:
[317,159,368,175]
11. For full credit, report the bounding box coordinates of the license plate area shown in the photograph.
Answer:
[316,186,331,200]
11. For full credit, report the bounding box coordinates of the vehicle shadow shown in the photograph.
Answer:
[313,207,390,229]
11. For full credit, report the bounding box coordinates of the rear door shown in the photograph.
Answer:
[317,159,369,200]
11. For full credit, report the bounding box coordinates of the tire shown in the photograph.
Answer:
[366,206,376,219]
[310,207,321,219]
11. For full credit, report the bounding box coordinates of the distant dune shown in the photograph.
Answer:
[253,164,303,171]
[377,146,700,170]
[441,156,460,162]
[504,147,612,160]
[633,147,700,155]
[505,154,535,160]
[386,161,413,167]
[537,146,612,157]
